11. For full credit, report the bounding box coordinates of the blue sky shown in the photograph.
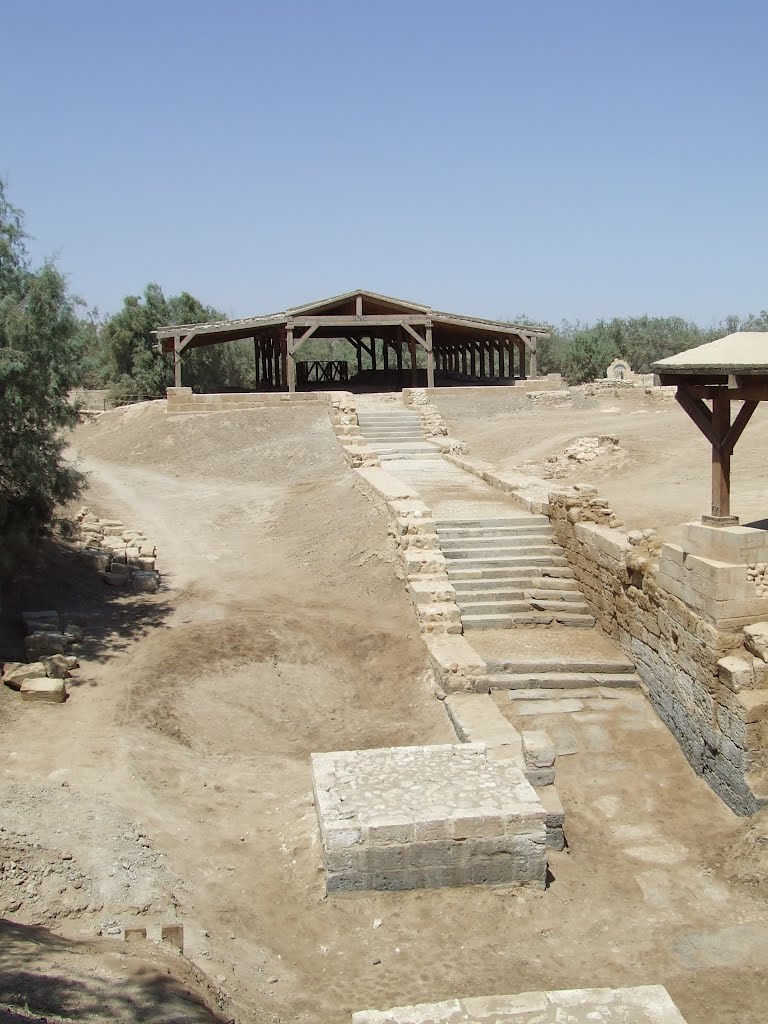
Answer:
[3,1,767,325]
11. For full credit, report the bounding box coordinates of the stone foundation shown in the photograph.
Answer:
[351,985,688,1023]
[311,744,546,893]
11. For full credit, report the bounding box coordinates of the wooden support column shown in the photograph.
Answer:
[711,392,730,518]
[462,343,468,376]
[356,340,363,375]
[383,337,390,371]
[371,337,377,372]
[426,324,434,389]
[408,338,417,386]
[253,337,260,388]
[286,324,295,393]
[396,329,403,375]
[529,338,538,379]
[173,334,183,387]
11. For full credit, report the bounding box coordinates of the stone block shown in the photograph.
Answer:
[161,924,184,952]
[683,522,768,564]
[133,571,159,593]
[123,927,147,942]
[444,694,523,761]
[21,610,60,632]
[103,572,129,587]
[20,678,67,703]
[521,730,556,769]
[110,561,133,578]
[311,744,546,893]
[718,655,755,692]
[3,662,47,691]
[744,622,768,662]
[25,632,66,659]
[41,654,78,679]
[81,547,111,573]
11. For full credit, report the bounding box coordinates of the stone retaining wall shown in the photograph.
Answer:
[547,487,768,815]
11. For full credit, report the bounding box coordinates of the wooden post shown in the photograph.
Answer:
[409,338,417,386]
[173,335,183,387]
[712,392,731,518]
[253,337,259,389]
[371,337,377,372]
[396,329,403,376]
[286,325,295,393]
[356,340,363,375]
[426,324,434,389]
[383,337,390,371]
[462,343,468,377]
[529,339,538,379]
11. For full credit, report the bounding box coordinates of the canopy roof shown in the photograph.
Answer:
[653,332,768,377]
[153,288,547,353]
[653,332,768,521]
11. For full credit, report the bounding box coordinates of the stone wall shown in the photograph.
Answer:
[328,393,379,469]
[166,387,332,413]
[547,487,768,815]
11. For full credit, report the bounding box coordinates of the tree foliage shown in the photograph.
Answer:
[0,181,84,573]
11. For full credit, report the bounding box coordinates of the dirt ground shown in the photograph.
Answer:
[2,396,768,1024]
[431,387,768,543]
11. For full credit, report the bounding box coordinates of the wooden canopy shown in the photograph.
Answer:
[653,333,768,521]
[152,288,548,393]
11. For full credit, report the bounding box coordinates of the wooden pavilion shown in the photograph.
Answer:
[653,333,768,522]
[152,288,548,393]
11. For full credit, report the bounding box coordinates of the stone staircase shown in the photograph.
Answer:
[435,516,596,629]
[357,409,441,462]
[476,655,641,691]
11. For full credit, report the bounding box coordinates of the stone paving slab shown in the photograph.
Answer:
[311,744,546,893]
[351,984,688,1023]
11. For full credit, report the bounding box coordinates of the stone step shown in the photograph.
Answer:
[437,526,555,540]
[448,565,576,581]
[370,443,436,454]
[456,589,585,605]
[451,574,580,592]
[378,452,443,461]
[484,672,641,690]
[446,553,568,569]
[484,656,635,674]
[360,432,425,440]
[463,611,596,630]
[440,536,555,552]
[434,517,549,529]
[459,599,545,614]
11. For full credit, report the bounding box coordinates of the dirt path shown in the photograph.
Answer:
[2,402,768,1024]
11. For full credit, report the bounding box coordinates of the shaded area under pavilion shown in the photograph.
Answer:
[152,289,548,393]
[653,332,768,522]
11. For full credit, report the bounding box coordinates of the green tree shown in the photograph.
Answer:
[562,330,618,384]
[0,181,84,575]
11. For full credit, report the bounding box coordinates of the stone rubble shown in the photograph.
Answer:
[75,507,161,593]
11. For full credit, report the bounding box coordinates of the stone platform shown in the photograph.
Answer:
[311,744,546,893]
[351,985,688,1023]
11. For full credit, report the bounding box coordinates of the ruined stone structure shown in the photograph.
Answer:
[311,744,547,892]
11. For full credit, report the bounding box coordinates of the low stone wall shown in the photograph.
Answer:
[547,487,768,815]
[166,387,332,413]
[75,509,160,594]
[328,392,379,469]
[354,467,462,636]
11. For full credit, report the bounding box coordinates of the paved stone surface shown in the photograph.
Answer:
[351,984,689,1022]
[311,744,546,892]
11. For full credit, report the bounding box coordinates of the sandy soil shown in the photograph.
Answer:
[431,387,768,543]
[1,397,768,1023]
